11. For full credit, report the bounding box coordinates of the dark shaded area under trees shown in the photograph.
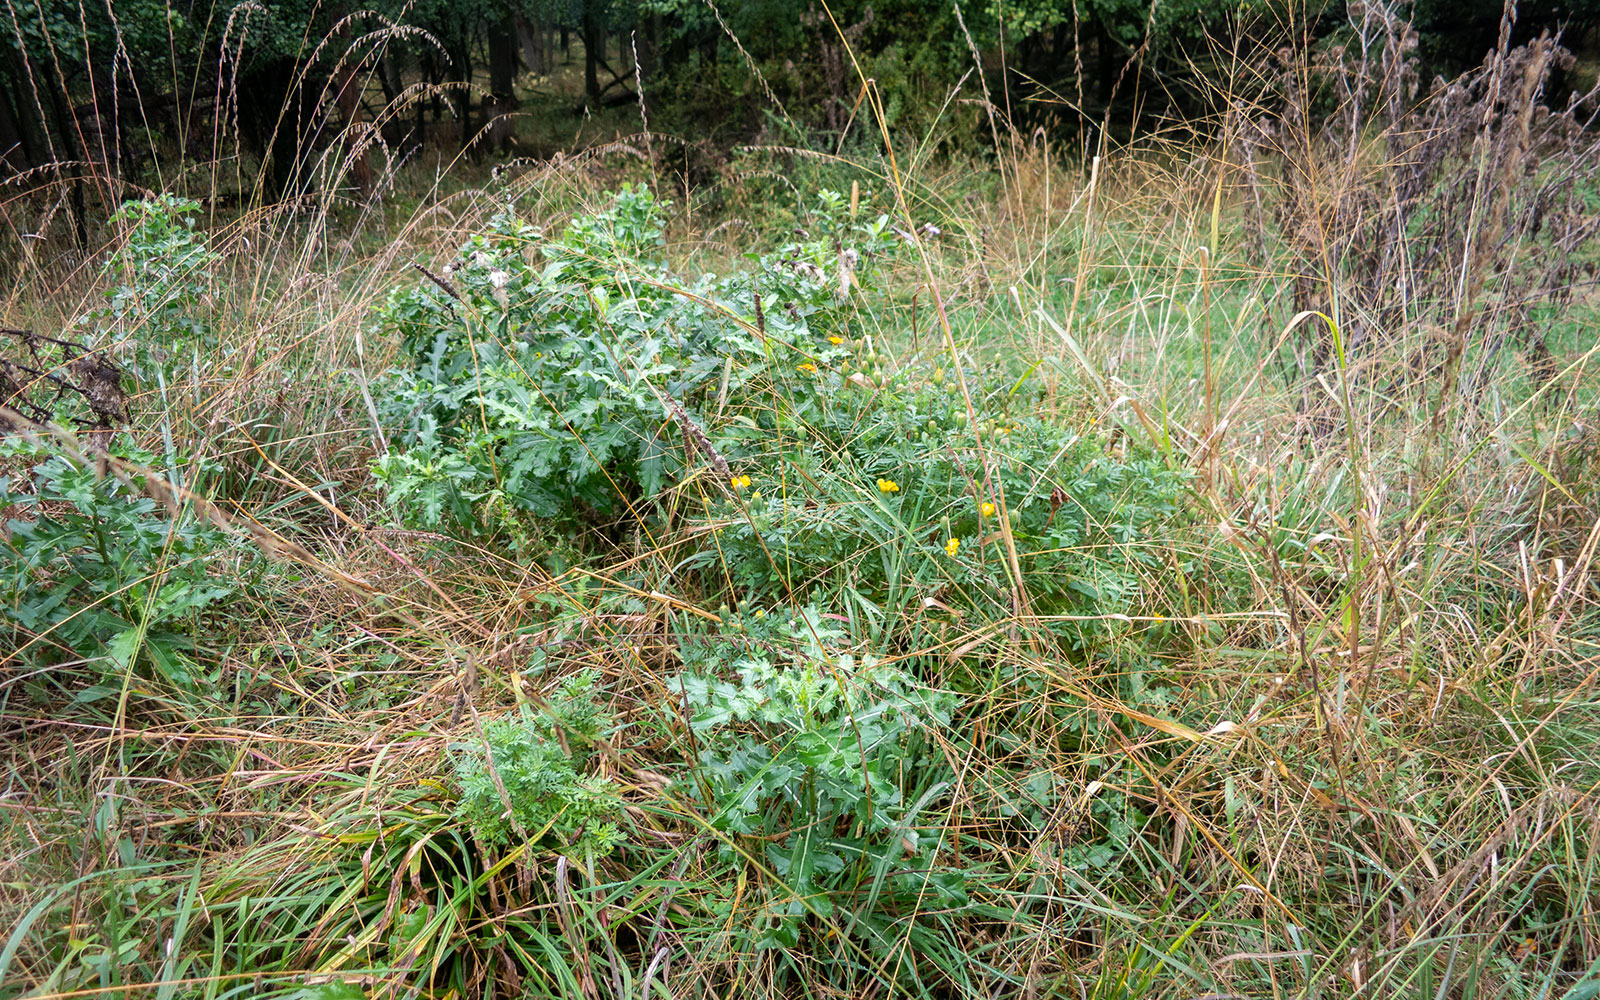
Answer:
[2,0,1596,208]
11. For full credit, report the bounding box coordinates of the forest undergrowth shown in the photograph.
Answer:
[2,9,1600,1000]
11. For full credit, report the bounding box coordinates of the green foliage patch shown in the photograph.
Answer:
[0,452,248,701]
[452,671,623,856]
[373,183,894,531]
[674,607,962,950]
[80,195,221,381]
[375,187,1188,651]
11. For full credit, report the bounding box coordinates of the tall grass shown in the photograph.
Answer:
[3,3,1599,999]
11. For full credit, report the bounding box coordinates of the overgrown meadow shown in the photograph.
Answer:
[3,14,1600,1000]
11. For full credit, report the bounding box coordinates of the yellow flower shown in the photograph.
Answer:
[797,363,819,375]
[944,538,959,558]
[980,502,996,518]
[827,336,844,345]
[877,478,900,494]
[730,474,751,490]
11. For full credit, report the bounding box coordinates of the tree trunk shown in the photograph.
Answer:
[39,65,88,248]
[1096,20,1117,104]
[332,58,372,194]
[414,63,427,149]
[486,13,518,152]
[489,16,518,98]
[378,51,401,104]
[0,86,25,172]
[421,50,443,121]
[640,11,661,82]
[582,5,603,109]
[518,14,542,76]
[0,54,42,172]
[447,44,473,151]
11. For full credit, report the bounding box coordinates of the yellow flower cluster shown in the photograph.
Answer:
[796,363,819,375]
[944,538,960,558]
[730,474,752,490]
[980,502,996,518]
[827,336,845,345]
[876,478,900,494]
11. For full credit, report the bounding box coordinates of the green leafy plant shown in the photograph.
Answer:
[674,608,965,952]
[699,359,1188,647]
[373,184,895,539]
[139,676,629,1000]
[84,195,220,379]
[452,671,623,856]
[0,450,246,700]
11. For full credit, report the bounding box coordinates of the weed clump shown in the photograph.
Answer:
[0,452,246,698]
[452,672,621,855]
[674,607,962,949]
[0,196,254,707]
[373,183,895,533]
[375,186,1191,654]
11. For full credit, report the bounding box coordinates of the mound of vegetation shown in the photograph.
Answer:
[4,12,1599,985]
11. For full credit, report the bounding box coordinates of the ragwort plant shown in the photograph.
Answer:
[375,186,1189,649]
[84,195,221,381]
[373,183,896,538]
[699,358,1187,649]
[673,608,965,954]
[148,674,632,1000]
[0,196,254,707]
[362,186,1205,996]
[0,450,246,700]
[452,671,623,856]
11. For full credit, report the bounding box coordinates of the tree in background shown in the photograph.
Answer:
[2,0,1592,202]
